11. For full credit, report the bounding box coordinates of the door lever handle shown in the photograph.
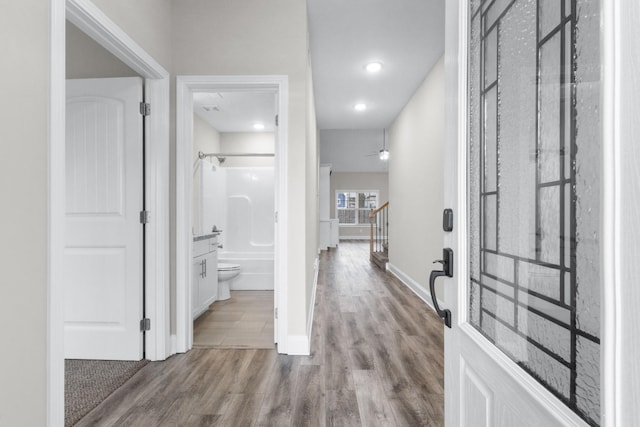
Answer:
[428,248,454,328]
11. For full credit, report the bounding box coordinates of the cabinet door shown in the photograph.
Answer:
[199,250,218,308]
[319,220,330,250]
[330,219,339,247]
[192,256,202,315]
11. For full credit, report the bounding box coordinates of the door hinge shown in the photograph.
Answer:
[274,308,278,319]
[275,114,279,127]
[140,210,151,224]
[140,318,151,331]
[140,102,151,116]
[275,211,278,223]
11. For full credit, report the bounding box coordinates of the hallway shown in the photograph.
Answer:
[75,241,444,426]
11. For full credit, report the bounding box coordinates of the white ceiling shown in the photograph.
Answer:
[193,91,276,133]
[308,0,445,130]
[191,2,445,172]
[308,0,445,172]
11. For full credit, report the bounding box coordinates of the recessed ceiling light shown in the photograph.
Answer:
[253,123,265,130]
[365,61,383,73]
[354,103,367,111]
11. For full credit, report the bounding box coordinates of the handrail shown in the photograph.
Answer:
[370,201,389,218]
[369,202,389,265]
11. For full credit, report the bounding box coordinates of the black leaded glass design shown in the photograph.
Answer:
[467,0,601,425]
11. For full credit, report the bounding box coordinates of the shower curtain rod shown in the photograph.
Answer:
[198,151,274,160]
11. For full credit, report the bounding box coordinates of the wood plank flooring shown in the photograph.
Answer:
[75,241,444,426]
[193,291,274,349]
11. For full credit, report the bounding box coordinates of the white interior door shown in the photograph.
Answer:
[64,77,144,361]
[441,1,603,426]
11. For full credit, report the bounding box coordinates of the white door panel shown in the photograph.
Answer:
[443,1,603,426]
[461,358,492,427]
[66,97,125,215]
[65,77,143,361]
[64,248,127,323]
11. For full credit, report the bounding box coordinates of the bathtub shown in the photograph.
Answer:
[218,251,274,290]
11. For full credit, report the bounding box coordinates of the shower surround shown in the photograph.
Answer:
[198,163,275,290]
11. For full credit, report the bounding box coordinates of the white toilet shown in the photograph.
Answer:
[217,263,240,301]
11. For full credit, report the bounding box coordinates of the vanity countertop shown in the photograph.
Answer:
[193,232,221,242]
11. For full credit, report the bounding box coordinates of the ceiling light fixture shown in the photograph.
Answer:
[379,128,389,161]
[253,123,265,130]
[354,103,367,112]
[365,61,383,73]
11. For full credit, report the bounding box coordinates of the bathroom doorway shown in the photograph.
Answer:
[191,90,276,348]
[175,76,289,353]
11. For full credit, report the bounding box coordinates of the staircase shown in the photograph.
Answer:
[369,202,389,270]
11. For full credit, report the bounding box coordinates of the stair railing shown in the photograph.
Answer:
[369,202,389,262]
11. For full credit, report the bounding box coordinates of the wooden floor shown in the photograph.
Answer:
[193,291,274,349]
[76,241,444,426]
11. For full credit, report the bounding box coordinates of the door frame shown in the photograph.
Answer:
[49,0,170,423]
[175,75,289,353]
[444,0,618,425]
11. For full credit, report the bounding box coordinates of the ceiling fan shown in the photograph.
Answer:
[365,129,390,161]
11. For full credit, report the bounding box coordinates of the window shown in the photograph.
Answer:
[335,190,378,225]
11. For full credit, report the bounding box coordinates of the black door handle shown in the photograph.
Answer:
[429,248,453,328]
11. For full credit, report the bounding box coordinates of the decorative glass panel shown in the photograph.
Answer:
[467,1,601,425]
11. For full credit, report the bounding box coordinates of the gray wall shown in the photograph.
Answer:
[172,0,317,337]
[0,3,50,425]
[0,1,173,423]
[219,132,275,167]
[66,21,137,78]
[90,0,173,69]
[66,0,317,341]
[193,113,221,162]
[330,172,389,239]
[388,56,445,293]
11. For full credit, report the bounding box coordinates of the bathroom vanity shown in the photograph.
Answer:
[192,233,219,319]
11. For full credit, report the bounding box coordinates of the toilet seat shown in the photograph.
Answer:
[218,263,240,271]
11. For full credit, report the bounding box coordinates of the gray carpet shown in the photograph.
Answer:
[65,359,149,427]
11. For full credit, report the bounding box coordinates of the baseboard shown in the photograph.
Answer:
[339,235,369,240]
[307,257,319,341]
[387,263,443,314]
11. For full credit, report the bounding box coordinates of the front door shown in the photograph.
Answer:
[441,1,603,425]
[64,77,144,361]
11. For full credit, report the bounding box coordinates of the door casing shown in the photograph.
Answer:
[49,0,171,423]
[175,75,289,354]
